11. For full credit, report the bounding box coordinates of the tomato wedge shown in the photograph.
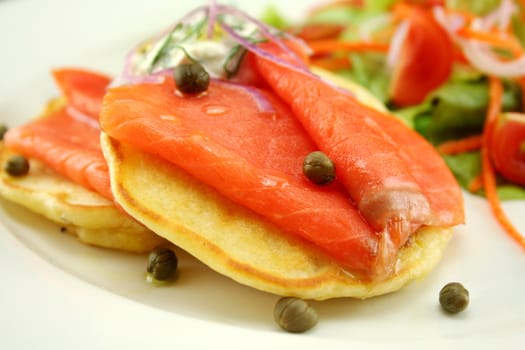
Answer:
[490,112,525,186]
[389,5,453,107]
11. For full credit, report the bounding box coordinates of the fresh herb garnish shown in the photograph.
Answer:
[121,3,306,85]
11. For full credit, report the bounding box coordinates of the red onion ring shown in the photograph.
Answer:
[213,79,276,114]
[433,5,525,78]
[116,3,327,89]
[207,0,218,38]
[215,4,308,67]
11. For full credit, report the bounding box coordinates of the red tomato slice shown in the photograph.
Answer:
[490,112,525,186]
[389,6,453,107]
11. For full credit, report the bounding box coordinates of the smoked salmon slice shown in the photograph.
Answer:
[368,114,465,227]
[53,68,110,119]
[100,78,392,278]
[254,42,464,248]
[4,69,113,200]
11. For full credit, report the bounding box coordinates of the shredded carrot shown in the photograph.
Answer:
[443,7,476,23]
[371,24,397,43]
[311,55,352,70]
[482,76,525,249]
[391,2,415,21]
[437,134,483,154]
[457,27,524,57]
[467,174,484,193]
[307,39,390,55]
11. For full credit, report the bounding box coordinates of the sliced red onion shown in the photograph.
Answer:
[219,21,309,75]
[432,6,466,35]
[117,5,209,85]
[116,3,330,89]
[66,106,101,129]
[213,79,275,114]
[241,86,275,114]
[215,4,309,67]
[119,49,168,85]
[460,20,525,77]
[133,5,208,57]
[483,0,517,31]
[220,21,355,98]
[207,0,218,38]
[433,6,525,78]
[461,46,525,77]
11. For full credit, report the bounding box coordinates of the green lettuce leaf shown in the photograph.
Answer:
[443,152,525,200]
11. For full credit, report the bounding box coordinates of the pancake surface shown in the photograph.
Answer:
[101,132,453,300]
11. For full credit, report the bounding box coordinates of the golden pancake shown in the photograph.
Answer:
[101,130,452,299]
[0,145,166,252]
[100,68,455,299]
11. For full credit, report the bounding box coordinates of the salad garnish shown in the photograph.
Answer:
[433,0,525,78]
[482,76,525,248]
[437,134,483,155]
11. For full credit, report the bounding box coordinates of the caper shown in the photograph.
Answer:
[303,151,335,185]
[273,297,318,333]
[0,124,7,141]
[173,62,210,94]
[4,155,30,177]
[146,247,178,282]
[439,282,469,314]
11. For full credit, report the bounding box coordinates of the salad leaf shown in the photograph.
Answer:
[443,152,525,200]
[401,78,522,144]
[393,101,432,129]
[306,6,365,24]
[306,0,395,27]
[512,11,525,47]
[337,53,390,104]
[495,185,525,200]
[443,152,482,191]
[446,0,502,15]
[260,5,289,29]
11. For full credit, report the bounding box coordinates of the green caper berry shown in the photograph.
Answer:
[173,62,210,94]
[303,151,335,185]
[147,247,178,281]
[0,124,8,141]
[273,297,318,333]
[439,282,469,314]
[4,155,30,177]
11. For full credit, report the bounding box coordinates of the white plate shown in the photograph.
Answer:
[1,0,525,349]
